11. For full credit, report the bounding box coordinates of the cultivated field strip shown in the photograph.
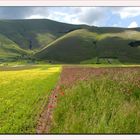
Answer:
[39,66,140,133]
[0,65,61,134]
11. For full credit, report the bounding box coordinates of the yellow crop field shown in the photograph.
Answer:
[0,65,61,134]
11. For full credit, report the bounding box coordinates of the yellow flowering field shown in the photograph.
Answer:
[0,65,61,134]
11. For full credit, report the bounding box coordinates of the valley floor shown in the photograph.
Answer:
[0,64,140,133]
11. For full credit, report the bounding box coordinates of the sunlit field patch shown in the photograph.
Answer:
[0,65,61,133]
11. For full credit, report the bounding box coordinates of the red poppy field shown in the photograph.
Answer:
[37,66,140,133]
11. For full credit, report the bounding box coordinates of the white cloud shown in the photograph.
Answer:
[78,7,106,25]
[24,7,107,26]
[128,21,138,28]
[26,14,47,19]
[0,7,140,28]
[113,7,140,19]
[112,24,118,27]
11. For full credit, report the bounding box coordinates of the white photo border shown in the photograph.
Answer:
[0,135,140,140]
[0,0,139,6]
[0,0,140,139]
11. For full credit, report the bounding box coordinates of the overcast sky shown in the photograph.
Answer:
[0,7,140,28]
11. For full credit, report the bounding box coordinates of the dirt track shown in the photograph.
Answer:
[36,66,101,133]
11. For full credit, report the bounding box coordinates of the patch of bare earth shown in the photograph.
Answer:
[36,66,140,133]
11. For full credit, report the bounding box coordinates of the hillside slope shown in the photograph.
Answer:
[0,19,139,64]
[0,34,28,62]
[0,19,87,50]
[35,28,140,63]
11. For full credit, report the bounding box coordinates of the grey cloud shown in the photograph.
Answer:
[0,7,114,23]
[78,8,107,25]
[0,7,138,27]
[0,7,34,19]
[0,7,50,19]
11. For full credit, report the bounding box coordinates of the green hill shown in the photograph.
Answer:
[0,19,87,62]
[0,19,87,50]
[0,34,28,62]
[35,27,140,64]
[0,19,139,64]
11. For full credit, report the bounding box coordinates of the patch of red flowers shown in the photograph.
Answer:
[48,105,53,109]
[60,92,65,96]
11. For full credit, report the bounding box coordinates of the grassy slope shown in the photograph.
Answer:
[96,30,140,63]
[0,34,28,62]
[50,67,140,133]
[0,65,61,133]
[35,29,97,63]
[0,19,139,64]
[35,28,140,64]
[0,19,86,50]
[0,19,87,62]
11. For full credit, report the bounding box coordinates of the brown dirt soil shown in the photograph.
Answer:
[36,66,140,133]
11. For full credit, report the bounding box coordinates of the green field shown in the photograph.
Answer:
[0,64,140,133]
[50,67,140,133]
[0,65,61,133]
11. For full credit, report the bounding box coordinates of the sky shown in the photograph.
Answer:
[0,7,140,28]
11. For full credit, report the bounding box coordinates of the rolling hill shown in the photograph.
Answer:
[0,19,87,50]
[0,19,140,64]
[35,27,140,64]
[0,19,87,62]
[0,33,28,62]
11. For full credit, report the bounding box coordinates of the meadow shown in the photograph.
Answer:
[0,65,61,133]
[50,66,140,133]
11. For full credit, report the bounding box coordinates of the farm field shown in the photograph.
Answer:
[48,66,140,133]
[0,64,140,134]
[0,65,61,133]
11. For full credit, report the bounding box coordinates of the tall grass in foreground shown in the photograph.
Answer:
[0,65,61,133]
[50,68,140,133]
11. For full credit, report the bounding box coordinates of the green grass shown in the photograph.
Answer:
[35,29,99,63]
[50,68,140,133]
[0,19,84,50]
[0,34,28,61]
[80,58,122,64]
[0,65,61,133]
[36,28,140,64]
[79,64,140,68]
[36,32,57,49]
